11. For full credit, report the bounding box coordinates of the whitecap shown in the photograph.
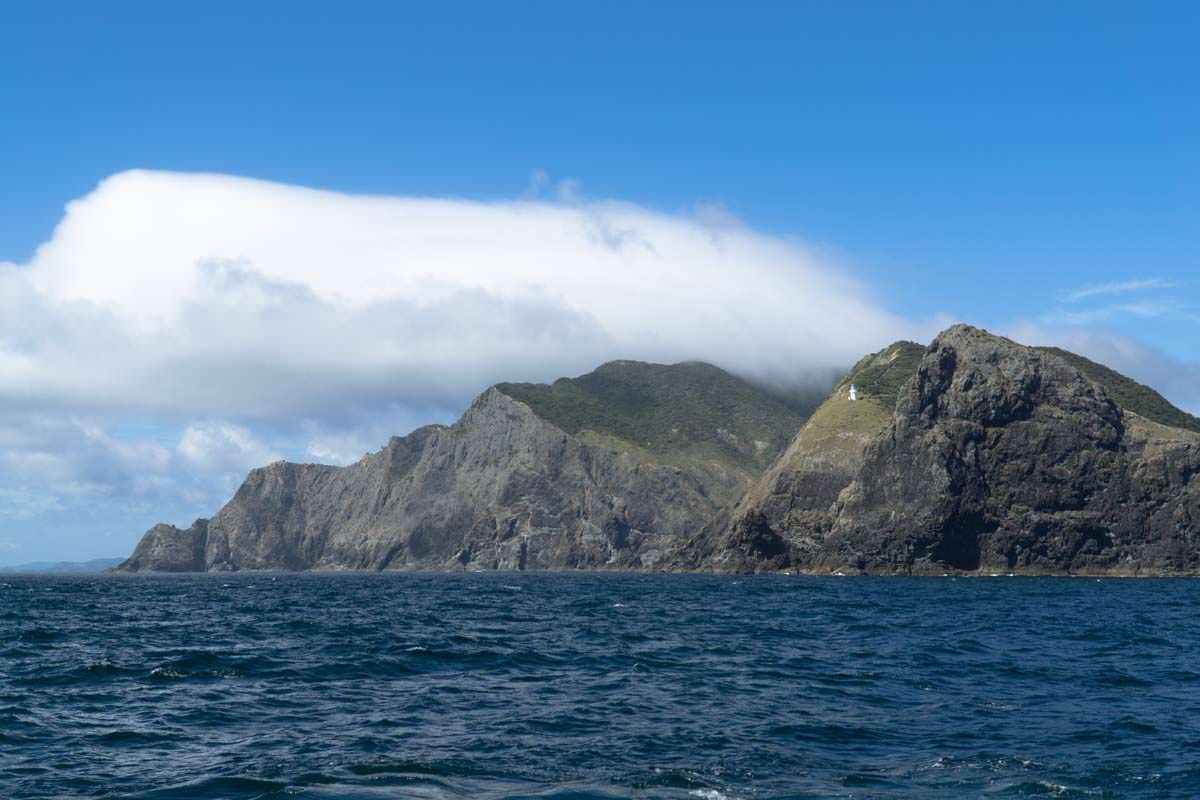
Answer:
[149,667,186,679]
[689,789,736,800]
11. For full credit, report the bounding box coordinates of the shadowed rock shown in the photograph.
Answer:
[118,362,807,572]
[118,333,1200,575]
[706,325,1200,575]
[818,326,1200,574]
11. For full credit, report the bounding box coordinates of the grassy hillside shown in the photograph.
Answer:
[840,341,926,410]
[783,341,925,465]
[821,339,1200,437]
[497,341,1200,483]
[496,361,813,475]
[1037,347,1200,434]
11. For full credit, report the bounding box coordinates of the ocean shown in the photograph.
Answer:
[1,573,1197,799]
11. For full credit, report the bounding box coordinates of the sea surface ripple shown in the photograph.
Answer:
[1,573,1198,799]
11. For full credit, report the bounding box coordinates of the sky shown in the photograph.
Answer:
[1,1,1197,563]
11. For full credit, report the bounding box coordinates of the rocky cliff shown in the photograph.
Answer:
[118,362,806,572]
[705,325,1200,575]
[118,331,1200,575]
[692,341,925,572]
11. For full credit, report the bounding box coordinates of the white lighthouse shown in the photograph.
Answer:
[849,383,858,401]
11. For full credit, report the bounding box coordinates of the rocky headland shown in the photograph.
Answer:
[118,361,808,572]
[117,326,1200,575]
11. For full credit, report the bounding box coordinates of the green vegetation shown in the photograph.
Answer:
[779,341,925,470]
[497,361,812,475]
[497,340,1200,486]
[833,339,1200,435]
[1037,347,1200,434]
[787,393,893,468]
[840,341,926,410]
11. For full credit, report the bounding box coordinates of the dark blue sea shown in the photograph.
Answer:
[2,574,1198,799]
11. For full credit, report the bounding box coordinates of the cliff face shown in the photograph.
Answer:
[107,521,209,572]
[818,326,1200,574]
[709,325,1200,575]
[693,341,924,572]
[118,332,1200,575]
[118,386,764,572]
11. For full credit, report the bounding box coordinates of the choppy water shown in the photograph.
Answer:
[1,574,1198,799]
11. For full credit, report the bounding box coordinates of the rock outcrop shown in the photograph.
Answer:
[117,331,1200,575]
[818,326,1200,574]
[707,325,1200,575]
[689,341,924,572]
[118,361,806,572]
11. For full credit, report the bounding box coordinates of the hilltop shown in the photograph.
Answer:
[693,341,926,571]
[1035,347,1200,434]
[117,332,1200,575]
[705,325,1200,575]
[118,361,811,572]
[497,360,815,479]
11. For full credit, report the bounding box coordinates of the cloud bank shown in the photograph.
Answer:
[0,169,947,559]
[4,170,934,422]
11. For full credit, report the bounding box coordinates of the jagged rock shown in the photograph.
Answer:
[714,325,1200,575]
[117,333,1200,575]
[817,326,1200,574]
[117,365,801,572]
[119,520,209,572]
[692,341,924,571]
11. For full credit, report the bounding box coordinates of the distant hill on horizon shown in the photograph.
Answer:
[0,557,124,574]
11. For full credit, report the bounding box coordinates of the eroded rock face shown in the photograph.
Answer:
[703,325,1200,574]
[720,325,1200,575]
[117,389,729,572]
[693,342,922,572]
[119,521,209,572]
[118,328,1200,575]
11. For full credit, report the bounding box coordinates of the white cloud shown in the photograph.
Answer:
[177,421,281,474]
[0,412,172,499]
[2,169,935,422]
[0,169,955,557]
[525,168,550,196]
[1041,301,1177,326]
[1062,278,1177,302]
[295,402,464,467]
[556,176,582,204]
[0,487,64,520]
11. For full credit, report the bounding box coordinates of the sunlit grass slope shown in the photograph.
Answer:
[496,361,816,476]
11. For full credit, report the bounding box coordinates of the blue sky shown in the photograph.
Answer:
[1,2,1198,562]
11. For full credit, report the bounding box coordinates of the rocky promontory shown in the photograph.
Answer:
[118,328,1200,575]
[118,361,807,572]
[706,325,1200,575]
